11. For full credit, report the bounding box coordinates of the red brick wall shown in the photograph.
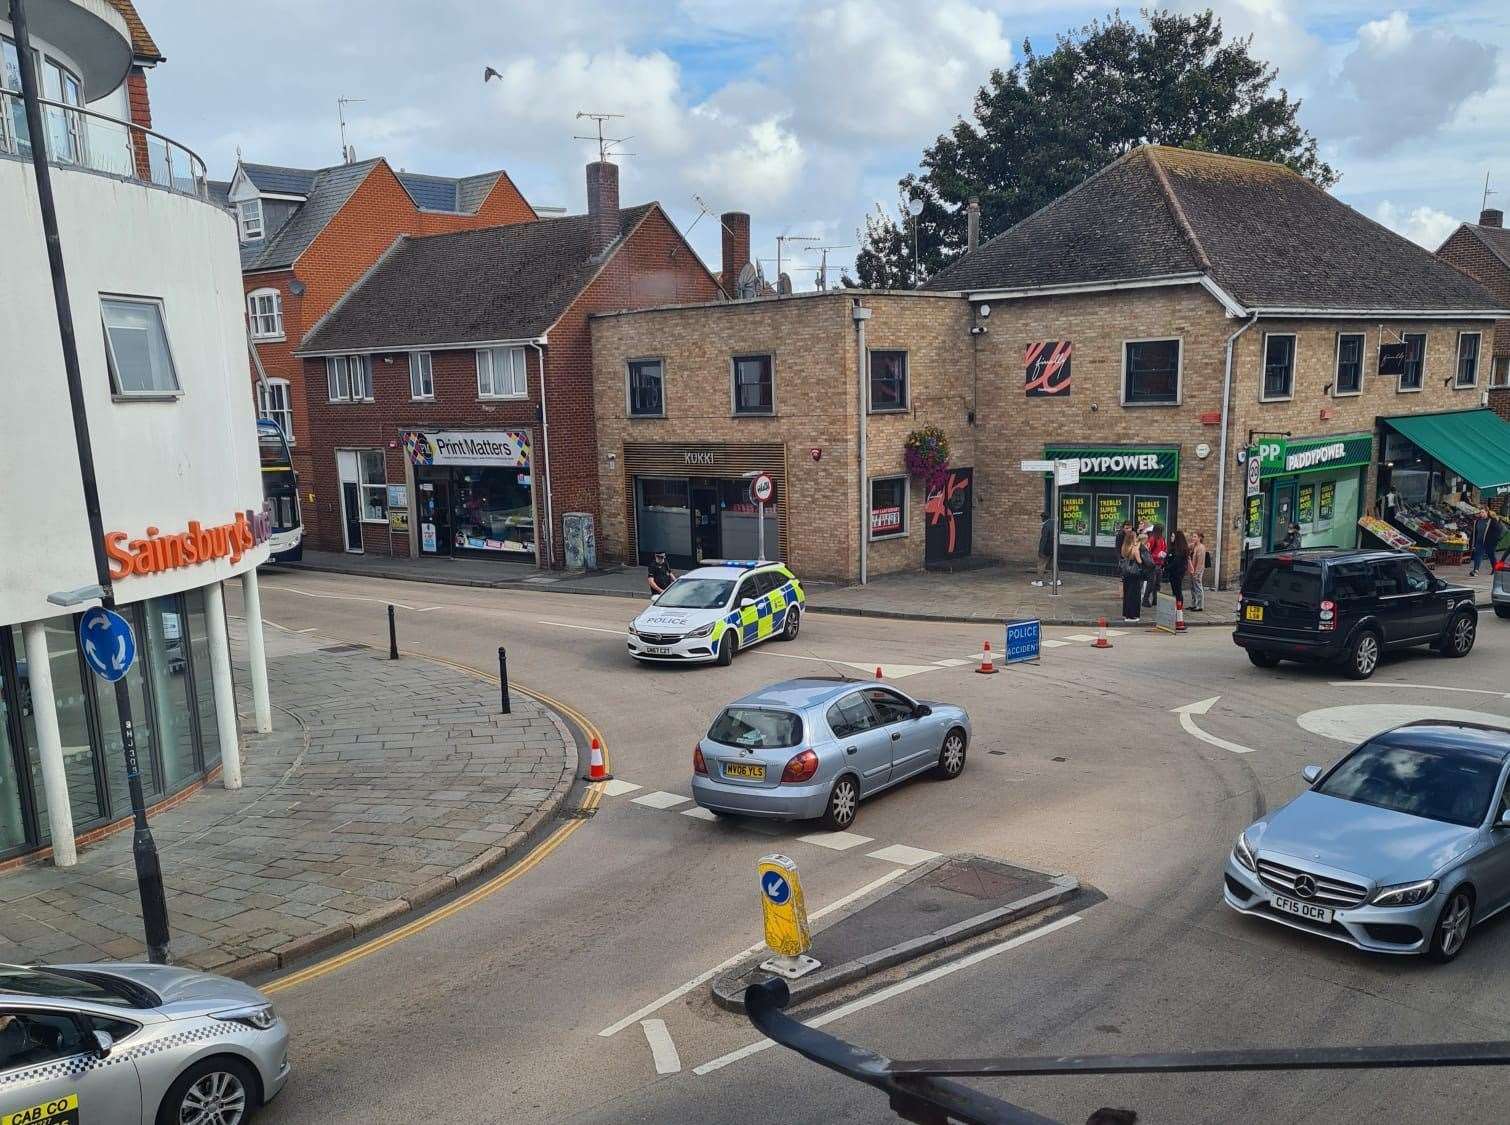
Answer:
[1436,227,1510,419]
[125,68,151,179]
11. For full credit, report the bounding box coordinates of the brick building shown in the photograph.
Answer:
[207,156,536,549]
[292,162,725,568]
[592,146,1510,586]
[1436,208,1510,419]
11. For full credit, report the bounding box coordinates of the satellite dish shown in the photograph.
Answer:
[735,262,760,300]
[778,273,794,295]
[906,198,924,217]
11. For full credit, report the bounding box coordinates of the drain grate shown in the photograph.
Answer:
[320,643,368,654]
[556,807,597,820]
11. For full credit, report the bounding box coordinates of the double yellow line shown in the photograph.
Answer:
[264,666,606,994]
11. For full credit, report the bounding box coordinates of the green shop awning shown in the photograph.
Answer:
[1384,409,1510,498]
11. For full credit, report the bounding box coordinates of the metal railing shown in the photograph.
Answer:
[0,89,209,201]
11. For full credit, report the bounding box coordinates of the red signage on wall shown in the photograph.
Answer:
[104,510,272,580]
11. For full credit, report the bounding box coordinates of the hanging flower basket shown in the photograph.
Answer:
[904,426,951,492]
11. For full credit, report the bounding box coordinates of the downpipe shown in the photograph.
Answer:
[1214,312,1258,591]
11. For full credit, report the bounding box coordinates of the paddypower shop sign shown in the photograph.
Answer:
[1256,433,1372,479]
[1044,446,1180,482]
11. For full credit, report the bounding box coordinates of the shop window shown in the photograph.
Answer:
[1122,339,1180,405]
[452,468,535,553]
[477,346,527,399]
[183,590,221,766]
[732,354,774,416]
[409,352,434,400]
[246,288,282,338]
[870,476,907,540]
[1334,333,1364,396]
[256,378,293,444]
[1261,334,1295,401]
[144,596,198,791]
[17,621,106,834]
[1399,333,1426,391]
[326,355,372,402]
[92,613,162,819]
[627,358,664,417]
[869,350,909,412]
[1491,356,1510,389]
[1456,332,1481,388]
[101,297,180,397]
[0,638,28,854]
[358,450,387,521]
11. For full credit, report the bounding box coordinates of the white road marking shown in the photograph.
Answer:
[934,658,972,667]
[1103,628,1128,637]
[866,844,941,866]
[269,585,442,612]
[692,914,1083,1076]
[538,620,628,636]
[633,790,691,810]
[796,830,873,851]
[1061,634,1095,643]
[1327,680,1510,700]
[594,779,642,797]
[681,806,718,821]
[1171,696,1257,755]
[1298,704,1510,745]
[597,869,906,1037]
[1039,638,1071,649]
[640,1019,682,1075]
[257,618,317,635]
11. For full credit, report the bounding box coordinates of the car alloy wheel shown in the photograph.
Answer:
[937,730,967,778]
[1449,614,1475,656]
[179,1068,248,1125]
[824,777,858,830]
[717,632,738,666]
[1431,889,1473,962]
[782,608,800,640]
[1349,631,1379,678]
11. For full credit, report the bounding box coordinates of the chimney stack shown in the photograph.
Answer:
[1481,208,1504,229]
[721,211,751,297]
[966,196,980,253]
[586,161,620,256]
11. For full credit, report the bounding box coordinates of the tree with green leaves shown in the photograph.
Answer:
[846,8,1336,288]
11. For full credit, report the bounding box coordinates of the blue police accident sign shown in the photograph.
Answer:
[761,870,792,906]
[1005,618,1041,664]
[79,607,136,683]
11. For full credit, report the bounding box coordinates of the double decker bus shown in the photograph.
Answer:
[257,417,304,561]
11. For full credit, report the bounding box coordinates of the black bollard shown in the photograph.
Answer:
[388,604,398,660]
[499,646,510,714]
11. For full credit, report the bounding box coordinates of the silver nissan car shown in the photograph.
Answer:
[1224,720,1510,962]
[0,962,289,1124]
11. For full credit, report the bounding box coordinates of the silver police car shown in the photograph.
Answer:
[0,962,289,1124]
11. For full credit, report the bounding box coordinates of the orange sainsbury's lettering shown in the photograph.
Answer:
[104,532,134,581]
[102,512,271,579]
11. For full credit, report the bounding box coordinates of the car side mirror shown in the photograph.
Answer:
[649,595,660,605]
[1301,764,1323,784]
[1498,809,1510,829]
[914,704,932,718]
[91,1030,113,1059]
[740,597,756,608]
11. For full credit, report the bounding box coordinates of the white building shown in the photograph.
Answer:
[1,0,271,865]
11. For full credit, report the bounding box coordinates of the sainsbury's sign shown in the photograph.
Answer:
[105,509,271,580]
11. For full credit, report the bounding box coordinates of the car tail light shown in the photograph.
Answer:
[693,745,708,775]
[780,749,819,784]
[1496,561,1507,572]
[1319,599,1336,631]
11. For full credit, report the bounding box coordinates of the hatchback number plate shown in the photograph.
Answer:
[724,762,766,781]
[643,646,673,655]
[1272,894,1333,924]
[1244,604,1264,622]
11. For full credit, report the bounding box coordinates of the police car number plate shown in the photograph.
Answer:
[724,762,765,780]
[643,646,672,655]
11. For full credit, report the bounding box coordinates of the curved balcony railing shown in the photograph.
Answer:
[0,89,209,201]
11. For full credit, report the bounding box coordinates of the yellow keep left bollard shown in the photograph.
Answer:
[757,854,821,979]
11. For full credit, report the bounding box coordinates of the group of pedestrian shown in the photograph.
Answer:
[1469,507,1507,577]
[1115,521,1207,622]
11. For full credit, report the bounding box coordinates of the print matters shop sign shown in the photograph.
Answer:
[1043,446,1179,482]
[402,429,530,468]
[1257,433,1371,479]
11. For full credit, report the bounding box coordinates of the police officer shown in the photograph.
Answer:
[647,550,676,597]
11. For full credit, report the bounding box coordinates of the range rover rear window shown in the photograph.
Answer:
[1243,559,1322,604]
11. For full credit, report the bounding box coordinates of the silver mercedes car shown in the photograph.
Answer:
[0,962,289,1124]
[1224,720,1510,962]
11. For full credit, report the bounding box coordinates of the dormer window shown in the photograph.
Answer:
[237,198,264,242]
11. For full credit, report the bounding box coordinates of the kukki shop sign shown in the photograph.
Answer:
[105,509,272,580]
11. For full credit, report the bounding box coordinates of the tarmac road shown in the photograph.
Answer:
[227,570,1510,1124]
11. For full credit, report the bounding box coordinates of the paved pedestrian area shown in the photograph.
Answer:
[0,623,577,977]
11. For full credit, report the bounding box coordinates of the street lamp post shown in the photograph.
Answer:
[12,0,171,963]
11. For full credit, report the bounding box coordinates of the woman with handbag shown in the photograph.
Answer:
[1120,534,1144,621]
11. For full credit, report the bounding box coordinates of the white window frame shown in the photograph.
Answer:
[476,346,528,400]
[1455,331,1482,389]
[236,198,264,242]
[1491,355,1510,390]
[100,295,182,399]
[1332,331,1366,397]
[869,475,909,541]
[625,357,666,418]
[867,348,910,413]
[357,449,387,523]
[255,377,294,444]
[731,353,776,416]
[1398,332,1427,393]
[246,287,283,340]
[1120,337,1182,407]
[1259,332,1297,403]
[326,354,372,402]
[409,351,434,400]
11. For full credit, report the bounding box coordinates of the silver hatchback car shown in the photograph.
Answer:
[691,677,971,830]
[0,962,290,1125]
[1224,720,1510,962]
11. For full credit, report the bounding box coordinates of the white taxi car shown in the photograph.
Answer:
[628,561,805,665]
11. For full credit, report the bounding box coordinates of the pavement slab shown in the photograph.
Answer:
[0,620,577,977]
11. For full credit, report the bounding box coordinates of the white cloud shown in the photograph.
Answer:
[1374,201,1460,249]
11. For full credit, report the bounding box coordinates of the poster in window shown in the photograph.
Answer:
[1317,481,1336,528]
[1245,494,1263,548]
[870,507,903,537]
[1058,493,1091,545]
[421,523,437,552]
[1024,341,1072,397]
[389,510,410,533]
[1095,494,1130,545]
[386,484,409,509]
[1296,483,1315,528]
[1134,495,1168,533]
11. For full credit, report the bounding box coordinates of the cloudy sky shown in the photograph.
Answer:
[144,0,1507,286]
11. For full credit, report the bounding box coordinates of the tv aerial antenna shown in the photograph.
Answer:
[775,234,820,295]
[803,243,851,290]
[1483,171,1498,215]
[337,96,365,164]
[574,111,635,162]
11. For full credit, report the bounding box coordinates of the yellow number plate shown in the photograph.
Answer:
[1244,605,1264,622]
[724,762,766,780]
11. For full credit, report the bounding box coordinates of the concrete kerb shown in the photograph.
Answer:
[710,854,1082,1013]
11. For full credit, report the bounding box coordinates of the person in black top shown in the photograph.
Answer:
[1278,522,1302,551]
[647,551,676,596]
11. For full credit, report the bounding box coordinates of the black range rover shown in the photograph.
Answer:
[1234,548,1477,679]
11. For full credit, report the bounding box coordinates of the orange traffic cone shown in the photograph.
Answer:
[976,640,998,674]
[584,736,613,782]
[1093,617,1112,649]
[874,666,883,679]
[1175,599,1187,633]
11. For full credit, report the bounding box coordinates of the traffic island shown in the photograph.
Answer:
[711,854,1084,1012]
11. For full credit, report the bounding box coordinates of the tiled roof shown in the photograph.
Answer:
[242,160,382,272]
[105,0,162,63]
[396,172,459,212]
[206,179,231,209]
[456,172,505,214]
[298,205,657,354]
[1464,223,1510,273]
[928,145,1504,313]
[240,163,319,196]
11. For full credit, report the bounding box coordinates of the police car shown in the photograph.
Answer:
[628,561,805,665]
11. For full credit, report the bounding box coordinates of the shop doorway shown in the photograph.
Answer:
[925,468,973,563]
[1269,480,1297,549]
[418,475,452,557]
[691,482,721,563]
[337,450,363,552]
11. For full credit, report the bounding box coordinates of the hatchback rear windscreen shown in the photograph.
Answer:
[1243,559,1322,604]
[708,707,804,750]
